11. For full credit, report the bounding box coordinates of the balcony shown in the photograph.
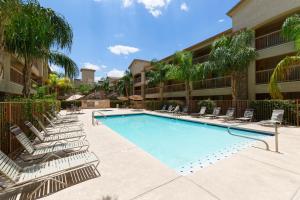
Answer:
[134,90,141,95]
[256,30,289,50]
[10,68,23,85]
[134,76,142,84]
[256,65,300,84]
[193,76,231,90]
[193,54,209,64]
[146,87,160,94]
[164,83,185,93]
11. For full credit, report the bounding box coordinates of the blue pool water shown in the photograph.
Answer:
[96,114,270,174]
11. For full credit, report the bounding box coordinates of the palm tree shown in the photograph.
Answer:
[167,51,204,108]
[47,73,59,94]
[146,60,169,101]
[122,70,132,97]
[100,78,110,95]
[2,0,78,97]
[269,14,300,99]
[205,30,257,100]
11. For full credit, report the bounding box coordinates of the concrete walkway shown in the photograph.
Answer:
[42,109,300,200]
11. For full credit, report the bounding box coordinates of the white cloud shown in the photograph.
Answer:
[122,0,134,7]
[95,76,104,81]
[50,64,63,73]
[114,33,125,38]
[108,45,140,55]
[218,19,225,23]
[122,0,171,17]
[107,69,125,78]
[82,62,107,71]
[180,2,188,12]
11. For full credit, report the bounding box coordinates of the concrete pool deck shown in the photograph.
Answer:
[42,109,300,200]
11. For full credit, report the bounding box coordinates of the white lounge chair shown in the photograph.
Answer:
[204,107,221,118]
[10,125,89,161]
[25,121,86,143]
[259,109,284,125]
[160,105,173,113]
[42,114,83,130]
[155,105,167,112]
[236,109,254,122]
[190,106,207,117]
[217,107,235,120]
[47,112,79,123]
[34,116,83,134]
[168,105,180,114]
[0,150,99,198]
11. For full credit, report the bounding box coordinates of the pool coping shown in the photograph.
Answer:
[94,111,275,136]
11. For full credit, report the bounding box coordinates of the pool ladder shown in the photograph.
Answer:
[227,127,270,151]
[92,110,107,126]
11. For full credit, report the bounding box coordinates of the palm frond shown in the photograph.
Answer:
[48,51,78,79]
[269,56,300,99]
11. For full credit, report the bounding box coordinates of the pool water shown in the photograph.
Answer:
[96,114,270,174]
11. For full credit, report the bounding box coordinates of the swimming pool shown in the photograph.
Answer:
[96,114,270,175]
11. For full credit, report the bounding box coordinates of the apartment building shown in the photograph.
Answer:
[0,51,49,98]
[129,0,300,101]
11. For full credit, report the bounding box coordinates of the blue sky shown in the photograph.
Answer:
[39,0,239,80]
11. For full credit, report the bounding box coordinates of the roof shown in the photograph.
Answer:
[128,59,150,69]
[81,68,96,72]
[160,28,232,62]
[227,0,248,17]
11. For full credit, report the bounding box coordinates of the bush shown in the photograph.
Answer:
[198,99,216,113]
[144,101,162,110]
[60,100,82,109]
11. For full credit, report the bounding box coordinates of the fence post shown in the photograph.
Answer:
[297,99,299,127]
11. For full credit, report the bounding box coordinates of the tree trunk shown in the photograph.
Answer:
[185,80,191,108]
[159,82,164,101]
[231,70,248,100]
[22,58,32,98]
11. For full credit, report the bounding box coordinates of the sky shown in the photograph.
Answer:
[39,0,239,81]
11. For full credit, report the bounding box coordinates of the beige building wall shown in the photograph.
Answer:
[81,69,95,84]
[0,51,47,96]
[229,0,300,31]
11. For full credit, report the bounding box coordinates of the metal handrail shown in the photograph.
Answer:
[92,110,106,126]
[227,127,270,151]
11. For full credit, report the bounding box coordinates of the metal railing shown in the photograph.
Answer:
[134,90,141,95]
[256,65,300,84]
[193,54,209,64]
[146,87,160,94]
[134,76,142,84]
[256,30,289,50]
[164,83,185,93]
[92,110,106,126]
[227,127,269,151]
[193,76,231,90]
[10,67,23,85]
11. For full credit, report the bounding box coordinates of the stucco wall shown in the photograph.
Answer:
[231,0,300,31]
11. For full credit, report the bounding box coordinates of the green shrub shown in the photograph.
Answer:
[198,99,216,114]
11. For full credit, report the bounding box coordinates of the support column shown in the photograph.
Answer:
[141,72,145,98]
[248,61,256,100]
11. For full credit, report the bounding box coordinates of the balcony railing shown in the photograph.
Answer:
[193,54,209,64]
[256,30,289,50]
[10,68,23,85]
[256,65,300,84]
[164,83,185,93]
[134,76,141,84]
[146,87,160,94]
[193,76,231,90]
[134,90,141,95]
